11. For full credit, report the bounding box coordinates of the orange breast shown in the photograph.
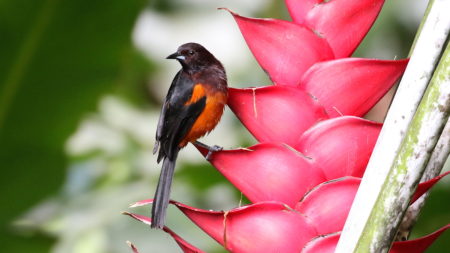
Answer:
[179,84,227,147]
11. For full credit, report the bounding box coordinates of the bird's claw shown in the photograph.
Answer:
[205,145,222,161]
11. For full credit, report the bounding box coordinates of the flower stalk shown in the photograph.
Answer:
[398,117,450,241]
[361,39,450,252]
[336,0,450,249]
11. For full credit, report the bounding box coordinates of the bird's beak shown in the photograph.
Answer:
[166,52,186,61]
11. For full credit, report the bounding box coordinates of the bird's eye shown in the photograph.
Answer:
[188,50,195,55]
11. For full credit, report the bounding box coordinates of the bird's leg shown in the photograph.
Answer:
[194,141,222,161]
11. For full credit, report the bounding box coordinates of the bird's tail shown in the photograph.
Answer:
[151,150,179,229]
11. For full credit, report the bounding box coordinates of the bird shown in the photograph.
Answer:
[151,43,228,229]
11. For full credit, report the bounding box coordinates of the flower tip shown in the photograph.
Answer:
[412,171,450,203]
[126,241,140,253]
[123,212,153,226]
[129,199,154,208]
[129,203,138,208]
[193,143,208,157]
[217,7,236,16]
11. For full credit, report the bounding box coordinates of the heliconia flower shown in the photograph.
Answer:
[125,0,449,252]
[195,116,381,206]
[223,0,394,87]
[227,59,407,143]
[222,8,334,86]
[285,0,385,58]
[130,201,318,253]
[128,172,449,253]
[302,224,450,253]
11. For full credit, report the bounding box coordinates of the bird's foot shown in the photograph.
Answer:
[194,141,223,161]
[206,145,222,161]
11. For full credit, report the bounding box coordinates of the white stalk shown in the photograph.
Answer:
[335,0,450,252]
[397,118,450,240]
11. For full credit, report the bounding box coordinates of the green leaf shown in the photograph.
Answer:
[0,0,145,250]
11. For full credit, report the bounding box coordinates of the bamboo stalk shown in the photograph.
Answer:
[397,113,450,241]
[358,41,450,252]
[335,0,450,251]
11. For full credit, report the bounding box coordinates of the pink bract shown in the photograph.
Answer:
[300,58,408,117]
[285,0,385,58]
[128,182,449,253]
[195,116,380,204]
[173,201,317,253]
[197,142,326,207]
[228,86,329,145]
[294,116,381,179]
[223,8,334,86]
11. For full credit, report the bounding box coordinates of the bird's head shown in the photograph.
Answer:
[166,43,219,72]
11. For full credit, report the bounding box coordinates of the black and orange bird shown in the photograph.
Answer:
[151,43,228,229]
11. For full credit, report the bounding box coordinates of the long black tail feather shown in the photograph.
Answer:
[151,150,179,229]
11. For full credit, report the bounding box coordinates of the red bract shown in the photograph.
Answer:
[133,171,450,225]
[389,224,450,253]
[302,224,450,253]
[196,142,326,207]
[411,171,450,203]
[228,86,329,145]
[285,0,385,58]
[295,177,360,235]
[300,58,409,117]
[225,3,407,145]
[295,116,381,179]
[128,171,449,253]
[224,1,402,89]
[223,8,334,86]
[195,116,381,205]
[302,232,340,253]
[173,201,317,252]
[132,201,317,253]
[228,60,407,143]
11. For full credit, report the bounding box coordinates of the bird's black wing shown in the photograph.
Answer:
[153,71,181,155]
[155,72,206,162]
[163,97,205,160]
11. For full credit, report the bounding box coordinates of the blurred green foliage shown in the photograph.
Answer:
[0,0,145,251]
